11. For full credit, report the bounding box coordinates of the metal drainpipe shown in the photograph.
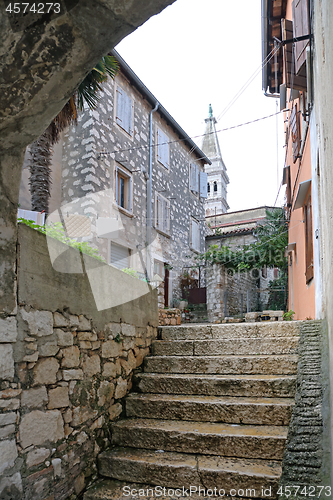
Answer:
[146,102,159,282]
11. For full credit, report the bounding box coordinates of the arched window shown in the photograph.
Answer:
[214,181,217,192]
[207,183,210,194]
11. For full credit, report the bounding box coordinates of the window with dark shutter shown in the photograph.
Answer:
[304,193,314,283]
[281,19,307,91]
[292,0,310,75]
[290,104,301,163]
[115,166,132,213]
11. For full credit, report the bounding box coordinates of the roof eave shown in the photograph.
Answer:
[111,49,211,165]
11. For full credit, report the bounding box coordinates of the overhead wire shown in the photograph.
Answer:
[98,110,285,159]
[216,43,281,122]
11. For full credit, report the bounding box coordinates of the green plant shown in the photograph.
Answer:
[18,218,105,262]
[28,55,119,214]
[122,268,139,278]
[114,333,121,343]
[283,310,295,321]
[198,208,288,273]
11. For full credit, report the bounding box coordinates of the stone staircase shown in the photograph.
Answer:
[84,322,300,499]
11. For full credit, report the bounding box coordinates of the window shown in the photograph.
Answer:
[115,166,132,213]
[304,193,314,283]
[207,183,210,194]
[111,243,130,270]
[154,260,165,279]
[214,181,217,192]
[190,218,201,253]
[157,128,169,168]
[116,86,133,135]
[155,192,170,235]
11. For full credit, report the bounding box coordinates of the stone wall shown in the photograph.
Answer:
[206,264,259,322]
[158,308,181,326]
[0,224,158,500]
[58,65,207,306]
[279,320,331,498]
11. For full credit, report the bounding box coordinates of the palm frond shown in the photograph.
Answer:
[77,55,119,111]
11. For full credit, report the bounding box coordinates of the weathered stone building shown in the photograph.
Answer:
[45,50,210,308]
[201,105,229,216]
[205,207,280,321]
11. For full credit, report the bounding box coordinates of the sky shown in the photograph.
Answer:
[116,0,286,213]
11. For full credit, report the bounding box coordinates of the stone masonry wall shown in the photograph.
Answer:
[0,225,158,500]
[206,264,259,322]
[59,66,206,306]
[279,320,330,499]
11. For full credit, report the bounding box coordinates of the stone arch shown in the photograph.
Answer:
[0,0,176,314]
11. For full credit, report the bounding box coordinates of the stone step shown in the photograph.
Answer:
[84,479,265,500]
[134,373,296,398]
[145,354,298,375]
[152,337,299,356]
[125,393,294,426]
[111,418,288,460]
[98,447,281,498]
[159,322,301,340]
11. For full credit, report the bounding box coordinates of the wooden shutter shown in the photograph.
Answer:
[156,193,162,230]
[290,104,301,163]
[122,92,133,135]
[191,219,200,252]
[157,129,169,168]
[116,87,132,135]
[164,198,170,233]
[304,193,314,282]
[116,88,124,126]
[292,0,310,75]
[156,193,170,233]
[190,163,199,193]
[281,19,307,91]
[199,171,208,198]
[126,175,132,212]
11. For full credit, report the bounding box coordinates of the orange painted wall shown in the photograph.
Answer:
[284,104,315,320]
[282,0,315,320]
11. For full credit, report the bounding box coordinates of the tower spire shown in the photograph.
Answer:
[201,105,230,216]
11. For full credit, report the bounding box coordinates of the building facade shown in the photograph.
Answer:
[262,0,319,320]
[201,105,229,217]
[205,207,280,321]
[37,51,210,308]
